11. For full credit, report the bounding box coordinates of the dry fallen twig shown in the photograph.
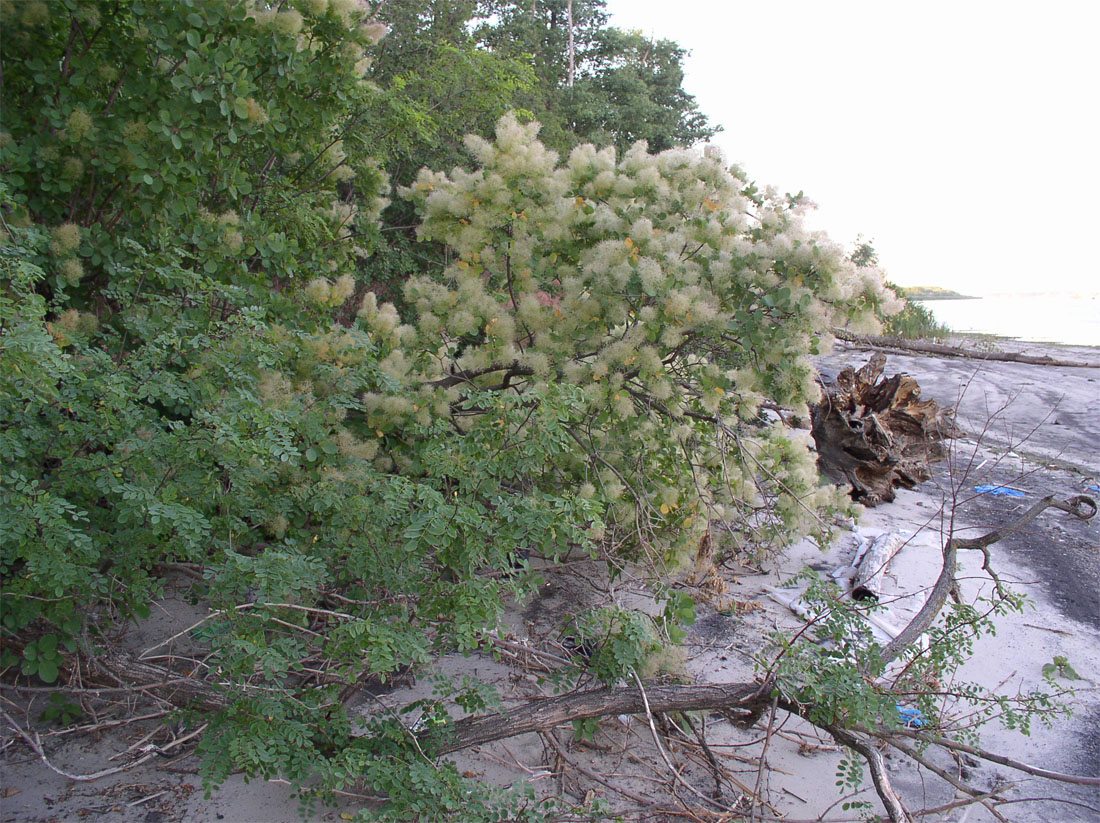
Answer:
[1,708,159,781]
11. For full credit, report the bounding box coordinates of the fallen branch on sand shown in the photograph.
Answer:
[6,496,1095,823]
[428,681,768,757]
[876,494,1096,665]
[0,708,206,782]
[833,329,1100,368]
[416,493,1096,823]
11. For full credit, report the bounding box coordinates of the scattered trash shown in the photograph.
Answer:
[896,704,925,729]
[974,485,1027,497]
[1086,484,1100,493]
[764,585,816,622]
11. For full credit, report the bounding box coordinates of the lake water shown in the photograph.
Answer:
[915,295,1100,346]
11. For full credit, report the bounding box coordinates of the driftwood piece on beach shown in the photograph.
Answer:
[852,530,908,601]
[833,329,1100,368]
[811,353,957,505]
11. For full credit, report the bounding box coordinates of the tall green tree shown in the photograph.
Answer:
[565,27,717,153]
[472,0,717,154]
[368,0,536,183]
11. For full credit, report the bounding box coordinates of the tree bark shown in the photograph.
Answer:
[852,530,908,601]
[812,353,958,505]
[566,0,575,87]
[429,681,769,756]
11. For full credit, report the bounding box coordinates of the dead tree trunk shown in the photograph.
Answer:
[430,682,769,756]
[852,530,908,601]
[811,353,957,505]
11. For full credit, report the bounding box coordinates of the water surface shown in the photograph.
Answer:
[915,295,1099,346]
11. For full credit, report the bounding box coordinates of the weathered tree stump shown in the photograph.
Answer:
[811,353,957,505]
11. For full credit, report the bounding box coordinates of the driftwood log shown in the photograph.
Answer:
[811,353,957,505]
[832,329,1100,368]
[852,530,909,601]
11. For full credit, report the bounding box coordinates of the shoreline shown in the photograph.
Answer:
[909,294,1100,349]
[944,331,1100,356]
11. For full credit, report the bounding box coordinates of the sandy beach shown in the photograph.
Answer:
[2,337,1097,823]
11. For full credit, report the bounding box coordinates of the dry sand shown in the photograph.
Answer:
[2,337,1098,822]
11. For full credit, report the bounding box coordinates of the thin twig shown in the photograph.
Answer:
[541,731,657,807]
[876,735,1008,822]
[44,710,168,738]
[866,725,1100,787]
[126,790,168,807]
[2,708,159,781]
[749,693,778,822]
[629,670,727,813]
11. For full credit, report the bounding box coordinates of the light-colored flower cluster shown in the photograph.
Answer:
[59,257,85,285]
[50,223,82,256]
[244,98,269,124]
[66,108,95,142]
[304,274,356,308]
[329,0,369,27]
[47,309,98,347]
[373,115,882,556]
[273,9,304,36]
[360,22,388,45]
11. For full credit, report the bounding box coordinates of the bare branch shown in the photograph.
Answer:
[878,494,1095,667]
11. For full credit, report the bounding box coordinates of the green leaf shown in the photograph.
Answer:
[37,661,59,683]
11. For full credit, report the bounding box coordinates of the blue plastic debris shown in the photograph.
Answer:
[896,704,925,729]
[974,485,1027,497]
[1086,484,1100,493]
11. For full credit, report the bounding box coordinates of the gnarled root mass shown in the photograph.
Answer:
[811,352,959,505]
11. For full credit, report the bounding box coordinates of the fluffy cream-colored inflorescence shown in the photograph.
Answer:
[378,115,884,556]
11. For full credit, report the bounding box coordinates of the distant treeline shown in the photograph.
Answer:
[901,286,974,300]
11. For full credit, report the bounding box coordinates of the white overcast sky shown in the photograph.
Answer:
[602,0,1099,296]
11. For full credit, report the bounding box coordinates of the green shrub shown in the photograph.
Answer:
[882,289,951,340]
[2,2,895,816]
